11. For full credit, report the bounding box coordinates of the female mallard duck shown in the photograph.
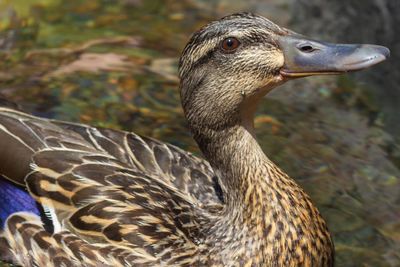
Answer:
[0,13,389,267]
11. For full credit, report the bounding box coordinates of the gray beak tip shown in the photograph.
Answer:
[341,45,390,71]
[381,46,391,59]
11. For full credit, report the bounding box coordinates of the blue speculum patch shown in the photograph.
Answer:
[0,177,40,228]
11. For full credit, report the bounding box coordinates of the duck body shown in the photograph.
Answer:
[0,13,389,266]
[0,107,218,266]
[0,107,332,267]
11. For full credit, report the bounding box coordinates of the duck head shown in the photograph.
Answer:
[179,13,389,144]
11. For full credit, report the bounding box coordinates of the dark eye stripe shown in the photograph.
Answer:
[189,47,218,71]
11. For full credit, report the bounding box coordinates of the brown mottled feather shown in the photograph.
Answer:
[0,107,216,266]
[52,121,220,206]
[1,212,165,267]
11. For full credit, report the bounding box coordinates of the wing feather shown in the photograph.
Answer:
[0,107,221,265]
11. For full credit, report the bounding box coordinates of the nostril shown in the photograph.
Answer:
[299,45,314,53]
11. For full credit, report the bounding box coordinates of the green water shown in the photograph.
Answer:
[0,1,399,266]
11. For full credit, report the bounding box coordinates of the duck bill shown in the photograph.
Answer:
[277,34,390,78]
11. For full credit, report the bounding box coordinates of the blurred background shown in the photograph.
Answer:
[0,0,399,266]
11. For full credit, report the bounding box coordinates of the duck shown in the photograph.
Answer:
[0,12,389,267]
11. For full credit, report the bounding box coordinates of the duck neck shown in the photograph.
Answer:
[196,121,281,212]
[192,112,333,263]
[189,89,283,209]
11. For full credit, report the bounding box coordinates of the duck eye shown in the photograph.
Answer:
[221,37,240,52]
